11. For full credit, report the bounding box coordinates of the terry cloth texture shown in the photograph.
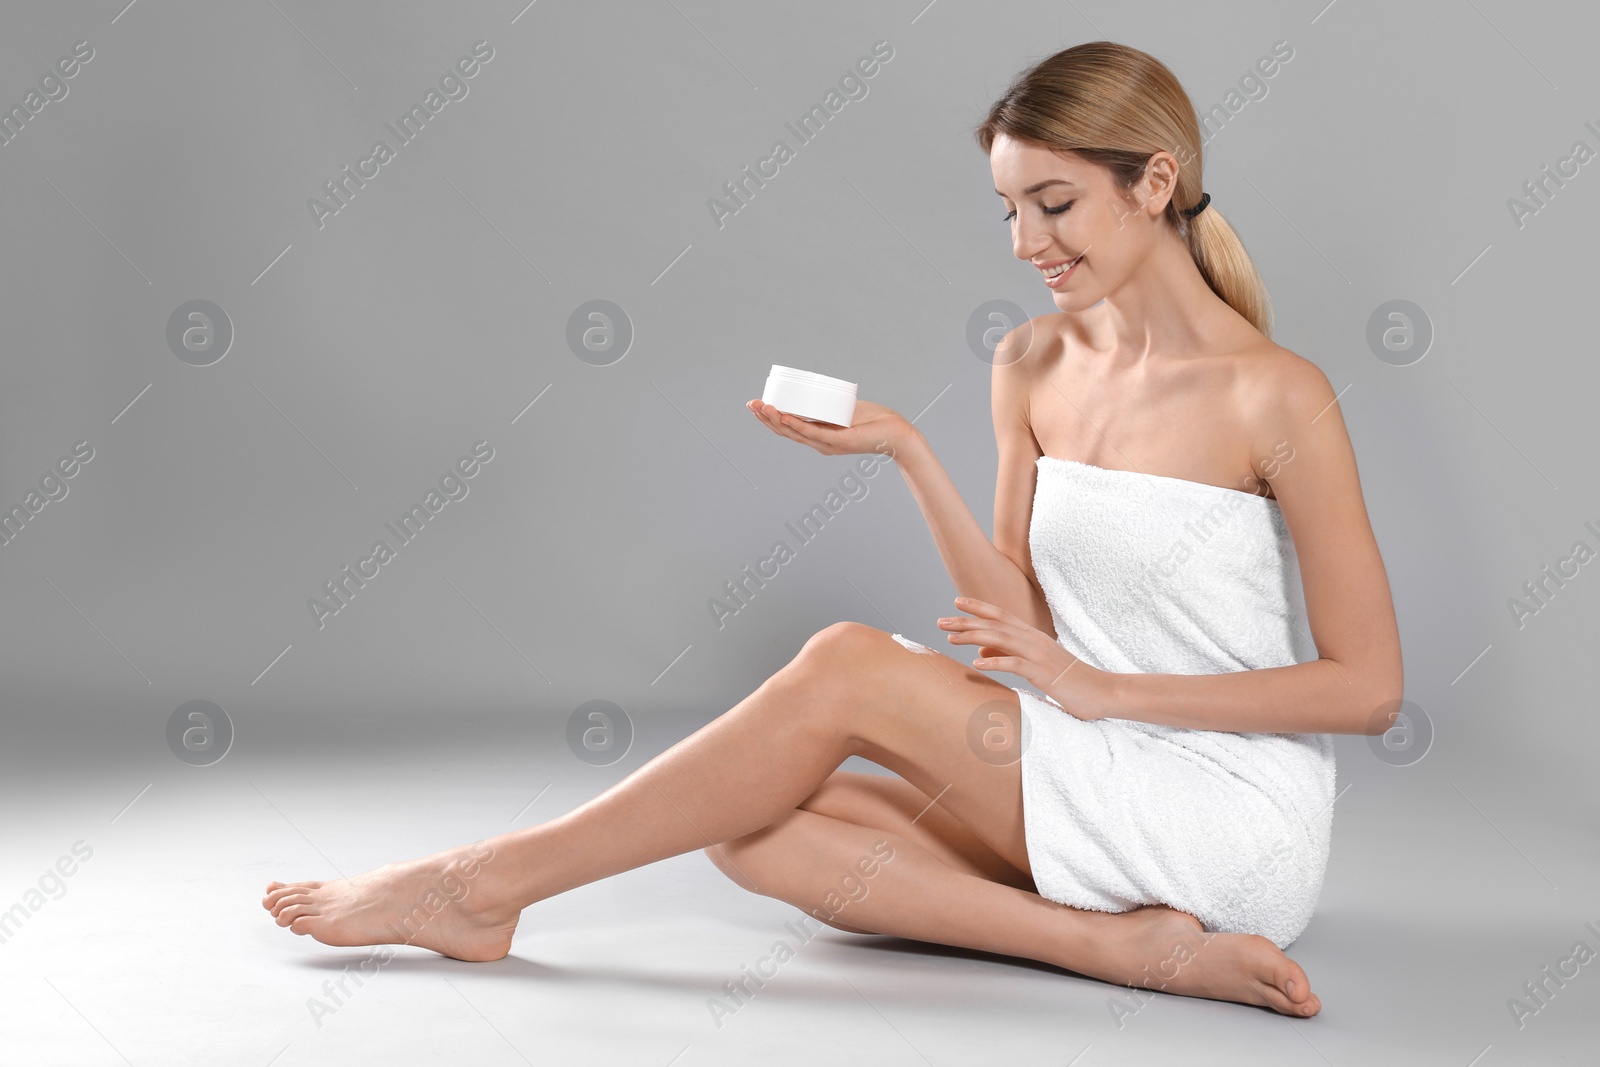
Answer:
[1014,456,1336,949]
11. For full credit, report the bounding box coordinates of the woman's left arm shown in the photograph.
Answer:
[1101,354,1403,735]
[945,353,1404,736]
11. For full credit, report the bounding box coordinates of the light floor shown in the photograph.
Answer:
[2,712,1594,1066]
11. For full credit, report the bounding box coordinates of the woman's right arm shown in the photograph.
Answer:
[745,328,1053,635]
[890,328,1053,636]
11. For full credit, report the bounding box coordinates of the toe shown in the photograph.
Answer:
[276,903,317,928]
[1275,963,1318,1016]
[1245,972,1296,1015]
[270,892,311,918]
[266,883,317,909]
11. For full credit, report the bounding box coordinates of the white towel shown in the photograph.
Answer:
[1013,457,1335,949]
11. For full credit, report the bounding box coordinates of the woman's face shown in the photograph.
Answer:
[989,134,1172,311]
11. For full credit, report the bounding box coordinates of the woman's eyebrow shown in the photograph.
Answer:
[995,179,1079,197]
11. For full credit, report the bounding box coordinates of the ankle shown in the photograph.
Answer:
[415,840,505,916]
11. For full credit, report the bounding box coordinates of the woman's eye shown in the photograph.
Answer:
[1002,201,1074,222]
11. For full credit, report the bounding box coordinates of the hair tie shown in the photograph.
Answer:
[1182,192,1211,219]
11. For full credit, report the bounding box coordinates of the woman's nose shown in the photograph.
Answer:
[1012,221,1047,262]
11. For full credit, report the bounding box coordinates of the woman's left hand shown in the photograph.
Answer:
[937,596,1113,721]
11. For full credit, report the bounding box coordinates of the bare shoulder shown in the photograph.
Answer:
[990,313,1069,434]
[1231,339,1358,503]
[992,313,1070,379]
[1236,340,1336,412]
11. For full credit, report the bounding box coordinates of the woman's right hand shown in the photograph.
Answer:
[746,398,913,460]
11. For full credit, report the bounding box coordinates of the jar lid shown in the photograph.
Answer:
[768,364,858,394]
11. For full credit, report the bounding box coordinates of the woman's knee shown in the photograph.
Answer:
[785,622,897,713]
[796,768,860,814]
[705,840,871,934]
[702,841,764,893]
[701,808,807,894]
[794,621,883,671]
[805,912,875,935]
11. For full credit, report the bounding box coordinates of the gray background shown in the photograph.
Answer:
[1,1,1596,1064]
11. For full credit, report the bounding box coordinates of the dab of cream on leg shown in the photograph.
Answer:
[890,633,936,655]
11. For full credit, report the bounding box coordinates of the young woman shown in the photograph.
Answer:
[264,41,1402,1019]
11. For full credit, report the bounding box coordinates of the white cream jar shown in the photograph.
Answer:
[760,365,858,427]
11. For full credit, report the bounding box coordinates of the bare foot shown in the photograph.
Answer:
[262,840,519,962]
[1088,905,1321,1017]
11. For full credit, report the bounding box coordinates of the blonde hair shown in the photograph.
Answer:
[975,41,1273,338]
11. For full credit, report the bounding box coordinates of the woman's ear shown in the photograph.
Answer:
[1139,151,1182,218]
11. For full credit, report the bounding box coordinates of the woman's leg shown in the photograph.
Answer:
[267,621,1033,937]
[707,770,1321,1016]
[792,769,1039,893]
[263,622,1319,1015]
[710,803,1197,967]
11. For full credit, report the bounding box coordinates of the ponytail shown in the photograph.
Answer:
[975,41,1274,338]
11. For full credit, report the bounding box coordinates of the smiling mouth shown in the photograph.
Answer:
[1043,254,1084,287]
[1042,255,1082,278]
